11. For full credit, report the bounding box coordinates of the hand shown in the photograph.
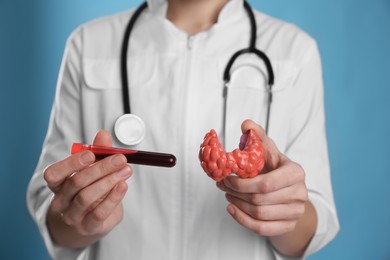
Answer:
[216,120,314,255]
[44,130,132,248]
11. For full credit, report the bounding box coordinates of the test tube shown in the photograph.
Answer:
[72,143,176,168]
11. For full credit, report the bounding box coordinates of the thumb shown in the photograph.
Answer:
[241,119,267,141]
[240,119,282,171]
[92,130,113,147]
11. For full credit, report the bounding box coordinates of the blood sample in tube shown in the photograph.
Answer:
[72,143,176,168]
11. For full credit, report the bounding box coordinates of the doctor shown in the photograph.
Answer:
[27,0,339,259]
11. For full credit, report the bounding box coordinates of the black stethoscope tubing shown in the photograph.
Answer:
[121,2,148,117]
[120,1,274,135]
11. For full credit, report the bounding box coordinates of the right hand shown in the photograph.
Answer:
[44,130,132,247]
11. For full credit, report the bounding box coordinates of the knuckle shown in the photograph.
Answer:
[300,189,308,202]
[297,205,305,217]
[117,211,124,223]
[286,221,297,233]
[255,222,268,235]
[95,178,118,199]
[50,196,62,213]
[234,209,245,225]
[249,194,262,205]
[293,163,305,179]
[258,179,272,193]
[75,226,89,236]
[291,205,302,218]
[86,199,102,213]
[69,174,85,190]
[295,184,308,202]
[254,206,268,220]
[43,165,56,184]
[62,214,74,226]
[74,191,91,209]
[108,189,123,204]
[92,208,108,222]
[98,161,112,175]
[106,175,119,189]
[289,204,305,219]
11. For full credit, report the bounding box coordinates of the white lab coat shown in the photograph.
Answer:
[27,0,339,259]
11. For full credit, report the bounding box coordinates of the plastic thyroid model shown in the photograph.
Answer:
[199,129,265,181]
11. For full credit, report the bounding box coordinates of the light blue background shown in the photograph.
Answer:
[1,0,389,259]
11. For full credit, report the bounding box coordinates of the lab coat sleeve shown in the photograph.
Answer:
[274,40,339,258]
[26,27,94,260]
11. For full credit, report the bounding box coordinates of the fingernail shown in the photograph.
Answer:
[112,154,126,166]
[116,166,131,179]
[80,152,94,166]
[239,132,249,150]
[224,178,232,188]
[227,205,235,216]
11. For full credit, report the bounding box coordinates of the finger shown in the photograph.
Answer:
[240,119,282,170]
[226,193,305,221]
[93,130,112,147]
[56,154,129,210]
[44,151,95,193]
[226,204,296,236]
[61,166,131,226]
[217,181,307,206]
[241,119,267,141]
[82,181,128,234]
[223,161,305,194]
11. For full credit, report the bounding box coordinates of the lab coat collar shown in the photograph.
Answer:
[145,0,245,24]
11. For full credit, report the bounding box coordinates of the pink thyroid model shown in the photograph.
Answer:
[199,129,265,181]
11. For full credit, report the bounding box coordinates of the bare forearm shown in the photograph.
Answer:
[46,207,103,249]
[269,201,317,257]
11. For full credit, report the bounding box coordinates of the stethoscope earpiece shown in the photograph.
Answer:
[114,114,146,146]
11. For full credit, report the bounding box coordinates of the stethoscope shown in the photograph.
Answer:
[115,0,274,146]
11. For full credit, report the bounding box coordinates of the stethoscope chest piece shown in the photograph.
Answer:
[114,114,145,145]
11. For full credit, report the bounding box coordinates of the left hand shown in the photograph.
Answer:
[216,119,308,236]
